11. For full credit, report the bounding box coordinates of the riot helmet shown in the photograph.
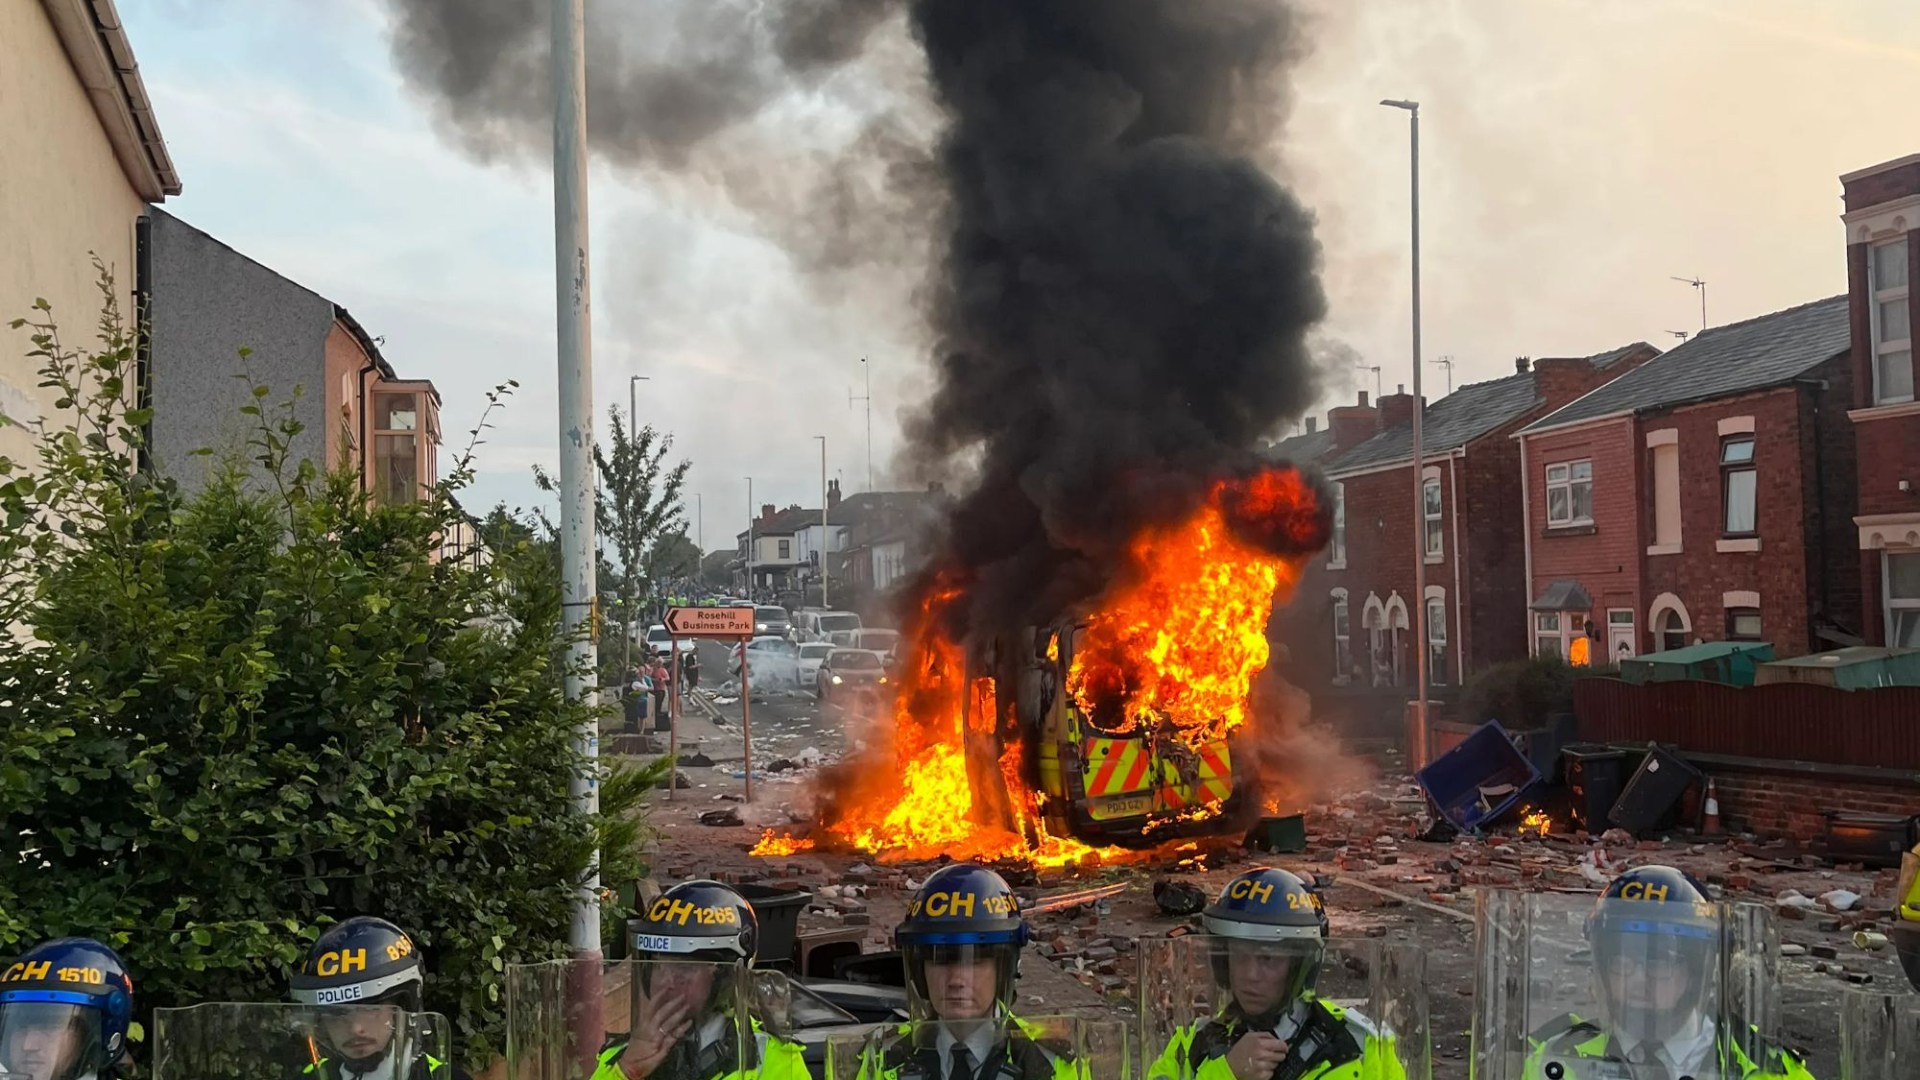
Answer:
[626,880,757,1029]
[290,918,425,1076]
[0,938,134,1080]
[1202,868,1328,1024]
[894,864,1030,1022]
[1587,865,1720,1044]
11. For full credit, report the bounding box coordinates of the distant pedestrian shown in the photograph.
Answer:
[681,648,701,692]
[650,657,671,728]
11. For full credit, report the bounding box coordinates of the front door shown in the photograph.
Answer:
[1607,608,1636,661]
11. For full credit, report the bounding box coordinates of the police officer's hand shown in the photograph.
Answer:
[620,995,695,1079]
[1224,1033,1288,1080]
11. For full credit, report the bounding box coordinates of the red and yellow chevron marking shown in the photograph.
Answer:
[1083,737,1155,798]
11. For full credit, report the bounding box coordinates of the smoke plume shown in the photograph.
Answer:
[900,0,1330,641]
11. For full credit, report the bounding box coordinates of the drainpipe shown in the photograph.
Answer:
[134,213,153,474]
[1449,451,1465,674]
[357,362,376,493]
[1518,435,1535,654]
[1795,376,1832,642]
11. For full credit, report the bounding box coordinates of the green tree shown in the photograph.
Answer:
[0,270,660,1068]
[649,529,701,583]
[700,549,735,591]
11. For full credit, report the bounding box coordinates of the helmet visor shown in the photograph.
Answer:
[1590,911,1720,1043]
[0,1001,105,1080]
[1209,938,1321,1018]
[902,943,1017,1023]
[306,1004,407,1069]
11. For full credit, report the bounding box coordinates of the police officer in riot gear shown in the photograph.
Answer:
[288,917,462,1080]
[1528,866,1813,1080]
[852,862,1080,1080]
[0,939,134,1080]
[1149,868,1401,1080]
[594,879,807,1080]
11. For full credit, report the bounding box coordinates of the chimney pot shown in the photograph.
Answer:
[1397,383,1406,394]
[1515,357,1532,374]
[1358,390,1369,408]
[1305,416,1318,433]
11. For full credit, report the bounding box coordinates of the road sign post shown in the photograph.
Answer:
[663,606,758,801]
[668,635,680,802]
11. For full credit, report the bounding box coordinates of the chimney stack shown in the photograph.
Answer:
[1377,389,1423,431]
[1305,416,1318,434]
[827,479,842,509]
[1329,395,1381,451]
[760,503,776,522]
[1515,356,1532,374]
[1533,357,1599,409]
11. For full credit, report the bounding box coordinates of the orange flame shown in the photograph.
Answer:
[1519,808,1552,837]
[752,469,1322,867]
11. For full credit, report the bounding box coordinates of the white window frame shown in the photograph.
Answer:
[1328,483,1347,568]
[1331,589,1352,683]
[1423,475,1444,561]
[1534,611,1563,659]
[1888,551,1920,647]
[1425,588,1448,685]
[1545,460,1594,527]
[1720,436,1758,537]
[1871,237,1913,405]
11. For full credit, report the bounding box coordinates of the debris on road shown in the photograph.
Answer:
[699,807,744,827]
[1151,877,1208,916]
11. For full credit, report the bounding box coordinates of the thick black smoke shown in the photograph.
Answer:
[901,0,1330,641]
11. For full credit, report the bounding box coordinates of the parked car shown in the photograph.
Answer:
[642,624,696,657]
[729,635,800,678]
[819,648,889,705]
[797,642,836,689]
[795,609,863,644]
[850,628,901,664]
[753,605,793,639]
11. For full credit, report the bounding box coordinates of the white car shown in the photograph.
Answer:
[728,635,799,677]
[796,609,863,644]
[642,624,696,657]
[850,628,901,662]
[797,642,836,689]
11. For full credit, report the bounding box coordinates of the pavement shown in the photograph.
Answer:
[607,644,1903,1077]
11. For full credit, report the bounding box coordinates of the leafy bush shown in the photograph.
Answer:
[1458,655,1614,730]
[0,271,658,1068]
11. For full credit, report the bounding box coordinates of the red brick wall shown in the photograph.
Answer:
[1639,387,1819,654]
[1461,423,1540,674]
[1523,418,1643,645]
[1325,457,1462,688]
[1713,769,1920,845]
[1842,159,1920,213]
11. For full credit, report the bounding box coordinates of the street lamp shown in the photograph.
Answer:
[628,373,649,435]
[1381,96,1429,765]
[813,436,829,607]
[745,477,754,598]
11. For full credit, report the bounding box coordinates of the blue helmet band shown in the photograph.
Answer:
[896,929,1028,946]
[0,990,100,1008]
[1608,918,1716,940]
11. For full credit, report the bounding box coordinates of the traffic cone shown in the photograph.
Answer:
[1702,778,1723,837]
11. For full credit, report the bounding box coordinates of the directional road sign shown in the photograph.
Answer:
[664,605,756,638]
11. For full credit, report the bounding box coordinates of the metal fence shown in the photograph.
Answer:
[1573,677,1920,769]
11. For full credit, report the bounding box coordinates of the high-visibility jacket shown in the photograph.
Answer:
[1526,1015,1815,1080]
[1147,997,1404,1080]
[589,1020,810,1080]
[301,1052,462,1080]
[1897,841,1920,923]
[849,1017,1084,1080]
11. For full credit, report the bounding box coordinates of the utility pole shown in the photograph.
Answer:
[696,492,703,555]
[852,357,874,492]
[745,477,754,598]
[1382,97,1428,768]
[1672,276,1707,332]
[550,0,601,1059]
[814,435,829,607]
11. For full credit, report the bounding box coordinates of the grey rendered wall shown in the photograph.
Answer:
[147,209,333,492]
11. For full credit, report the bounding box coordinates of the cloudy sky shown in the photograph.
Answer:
[121,0,1920,549]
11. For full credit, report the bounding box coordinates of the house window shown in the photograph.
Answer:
[778,539,791,560]
[1534,612,1563,659]
[1331,591,1352,682]
[1720,437,1757,536]
[1888,552,1920,647]
[376,392,418,431]
[1328,483,1347,567]
[1423,478,1444,559]
[1545,460,1593,527]
[1871,238,1913,405]
[1727,607,1763,641]
[1426,595,1448,685]
[374,434,417,504]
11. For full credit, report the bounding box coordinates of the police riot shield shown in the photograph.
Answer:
[148,1002,452,1080]
[1471,890,1775,1080]
[1136,934,1428,1080]
[824,1016,1129,1080]
[504,958,747,1080]
[1839,990,1920,1079]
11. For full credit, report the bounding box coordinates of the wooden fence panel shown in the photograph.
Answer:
[1573,678,1920,769]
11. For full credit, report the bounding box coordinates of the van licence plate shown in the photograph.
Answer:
[1088,793,1152,821]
